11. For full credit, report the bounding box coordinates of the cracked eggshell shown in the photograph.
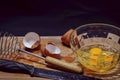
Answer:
[44,43,61,58]
[61,29,78,46]
[23,32,40,49]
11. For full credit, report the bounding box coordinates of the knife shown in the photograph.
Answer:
[0,59,101,80]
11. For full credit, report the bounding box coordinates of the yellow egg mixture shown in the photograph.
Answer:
[76,45,119,73]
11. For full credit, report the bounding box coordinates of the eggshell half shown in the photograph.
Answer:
[23,32,40,49]
[44,43,61,58]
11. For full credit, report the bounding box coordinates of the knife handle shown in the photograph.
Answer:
[45,56,82,73]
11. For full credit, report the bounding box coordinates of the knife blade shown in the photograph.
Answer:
[0,59,101,80]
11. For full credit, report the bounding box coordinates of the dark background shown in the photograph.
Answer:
[0,0,120,36]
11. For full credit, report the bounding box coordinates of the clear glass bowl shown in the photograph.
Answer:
[70,23,120,73]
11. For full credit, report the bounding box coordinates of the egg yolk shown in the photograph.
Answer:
[89,47,102,55]
[89,48,102,66]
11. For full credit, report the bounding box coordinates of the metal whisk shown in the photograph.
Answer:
[0,32,21,60]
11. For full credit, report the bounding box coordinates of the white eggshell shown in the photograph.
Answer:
[23,32,40,49]
[46,44,61,54]
[44,44,61,58]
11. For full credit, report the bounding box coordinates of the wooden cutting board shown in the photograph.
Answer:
[0,36,76,80]
[0,36,120,80]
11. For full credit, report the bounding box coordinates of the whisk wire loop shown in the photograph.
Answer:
[0,32,20,59]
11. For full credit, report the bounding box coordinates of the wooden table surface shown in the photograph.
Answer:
[0,36,120,80]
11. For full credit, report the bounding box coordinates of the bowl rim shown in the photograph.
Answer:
[74,23,120,31]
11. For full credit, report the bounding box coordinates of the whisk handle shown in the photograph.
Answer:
[45,56,82,73]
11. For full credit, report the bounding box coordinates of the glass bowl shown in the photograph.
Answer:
[70,23,120,73]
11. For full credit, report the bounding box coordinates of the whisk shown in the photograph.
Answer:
[0,31,82,73]
[0,32,20,60]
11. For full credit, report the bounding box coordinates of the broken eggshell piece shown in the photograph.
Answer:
[23,32,40,49]
[61,29,78,47]
[44,43,61,58]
